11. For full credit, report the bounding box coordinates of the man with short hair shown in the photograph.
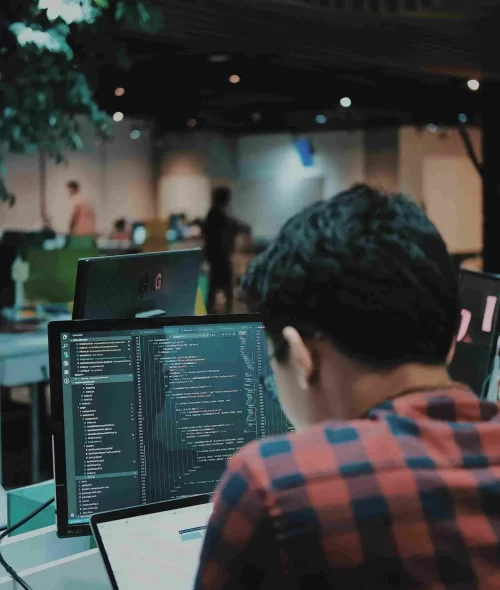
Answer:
[194,184,500,589]
[67,180,96,236]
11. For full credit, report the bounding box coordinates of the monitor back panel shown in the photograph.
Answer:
[72,249,201,320]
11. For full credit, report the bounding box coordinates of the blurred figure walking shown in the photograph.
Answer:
[203,187,249,314]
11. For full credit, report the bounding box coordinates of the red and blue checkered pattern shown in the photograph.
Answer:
[194,386,500,589]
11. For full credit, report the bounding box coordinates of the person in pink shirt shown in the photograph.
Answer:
[67,180,96,236]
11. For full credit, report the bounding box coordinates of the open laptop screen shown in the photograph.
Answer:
[92,499,213,590]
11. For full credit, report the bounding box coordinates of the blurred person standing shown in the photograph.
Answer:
[203,187,249,314]
[67,180,96,236]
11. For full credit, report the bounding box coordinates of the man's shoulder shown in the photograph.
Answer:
[234,420,395,489]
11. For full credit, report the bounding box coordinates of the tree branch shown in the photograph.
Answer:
[458,123,483,179]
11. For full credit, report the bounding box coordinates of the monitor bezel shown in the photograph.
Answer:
[451,269,500,398]
[90,494,211,590]
[49,313,263,538]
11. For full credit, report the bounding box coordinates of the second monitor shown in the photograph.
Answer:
[49,314,293,537]
[72,249,202,320]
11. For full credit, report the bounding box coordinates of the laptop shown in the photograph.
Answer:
[91,495,212,590]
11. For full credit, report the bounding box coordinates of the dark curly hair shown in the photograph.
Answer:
[242,184,460,368]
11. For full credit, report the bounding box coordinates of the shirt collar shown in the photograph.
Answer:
[366,383,500,424]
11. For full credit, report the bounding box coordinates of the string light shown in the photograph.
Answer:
[340,97,352,108]
[113,112,124,122]
[315,114,327,125]
[229,74,241,84]
[114,87,125,97]
[467,79,480,91]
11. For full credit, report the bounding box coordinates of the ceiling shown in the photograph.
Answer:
[93,0,498,133]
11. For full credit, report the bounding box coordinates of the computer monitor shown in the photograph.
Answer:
[49,314,293,537]
[72,249,202,320]
[0,244,18,308]
[448,269,500,397]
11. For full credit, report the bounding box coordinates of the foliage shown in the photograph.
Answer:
[0,0,162,207]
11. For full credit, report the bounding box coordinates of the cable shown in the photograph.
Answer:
[0,496,55,590]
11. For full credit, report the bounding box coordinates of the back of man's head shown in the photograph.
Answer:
[212,187,231,209]
[114,218,126,232]
[67,180,80,195]
[242,184,460,368]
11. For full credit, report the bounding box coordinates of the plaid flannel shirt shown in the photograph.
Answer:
[194,385,500,590]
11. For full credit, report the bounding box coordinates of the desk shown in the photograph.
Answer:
[0,331,49,485]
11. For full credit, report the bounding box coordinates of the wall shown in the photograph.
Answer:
[237,131,365,199]
[364,128,399,192]
[399,126,482,253]
[157,132,236,222]
[0,117,156,234]
[0,151,41,230]
[233,131,364,237]
[232,177,324,240]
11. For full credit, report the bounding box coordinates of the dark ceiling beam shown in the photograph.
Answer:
[146,0,484,78]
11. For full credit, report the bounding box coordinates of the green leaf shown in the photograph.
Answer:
[115,2,125,20]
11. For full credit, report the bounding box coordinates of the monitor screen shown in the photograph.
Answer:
[50,315,293,536]
[449,270,500,396]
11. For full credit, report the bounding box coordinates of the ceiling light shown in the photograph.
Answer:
[113,112,124,122]
[458,113,468,124]
[229,74,241,84]
[315,114,327,125]
[427,123,437,133]
[187,118,198,128]
[130,129,141,140]
[467,79,480,91]
[340,97,352,108]
[114,87,125,97]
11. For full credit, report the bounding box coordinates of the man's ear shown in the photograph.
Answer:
[282,327,314,389]
[446,338,457,366]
